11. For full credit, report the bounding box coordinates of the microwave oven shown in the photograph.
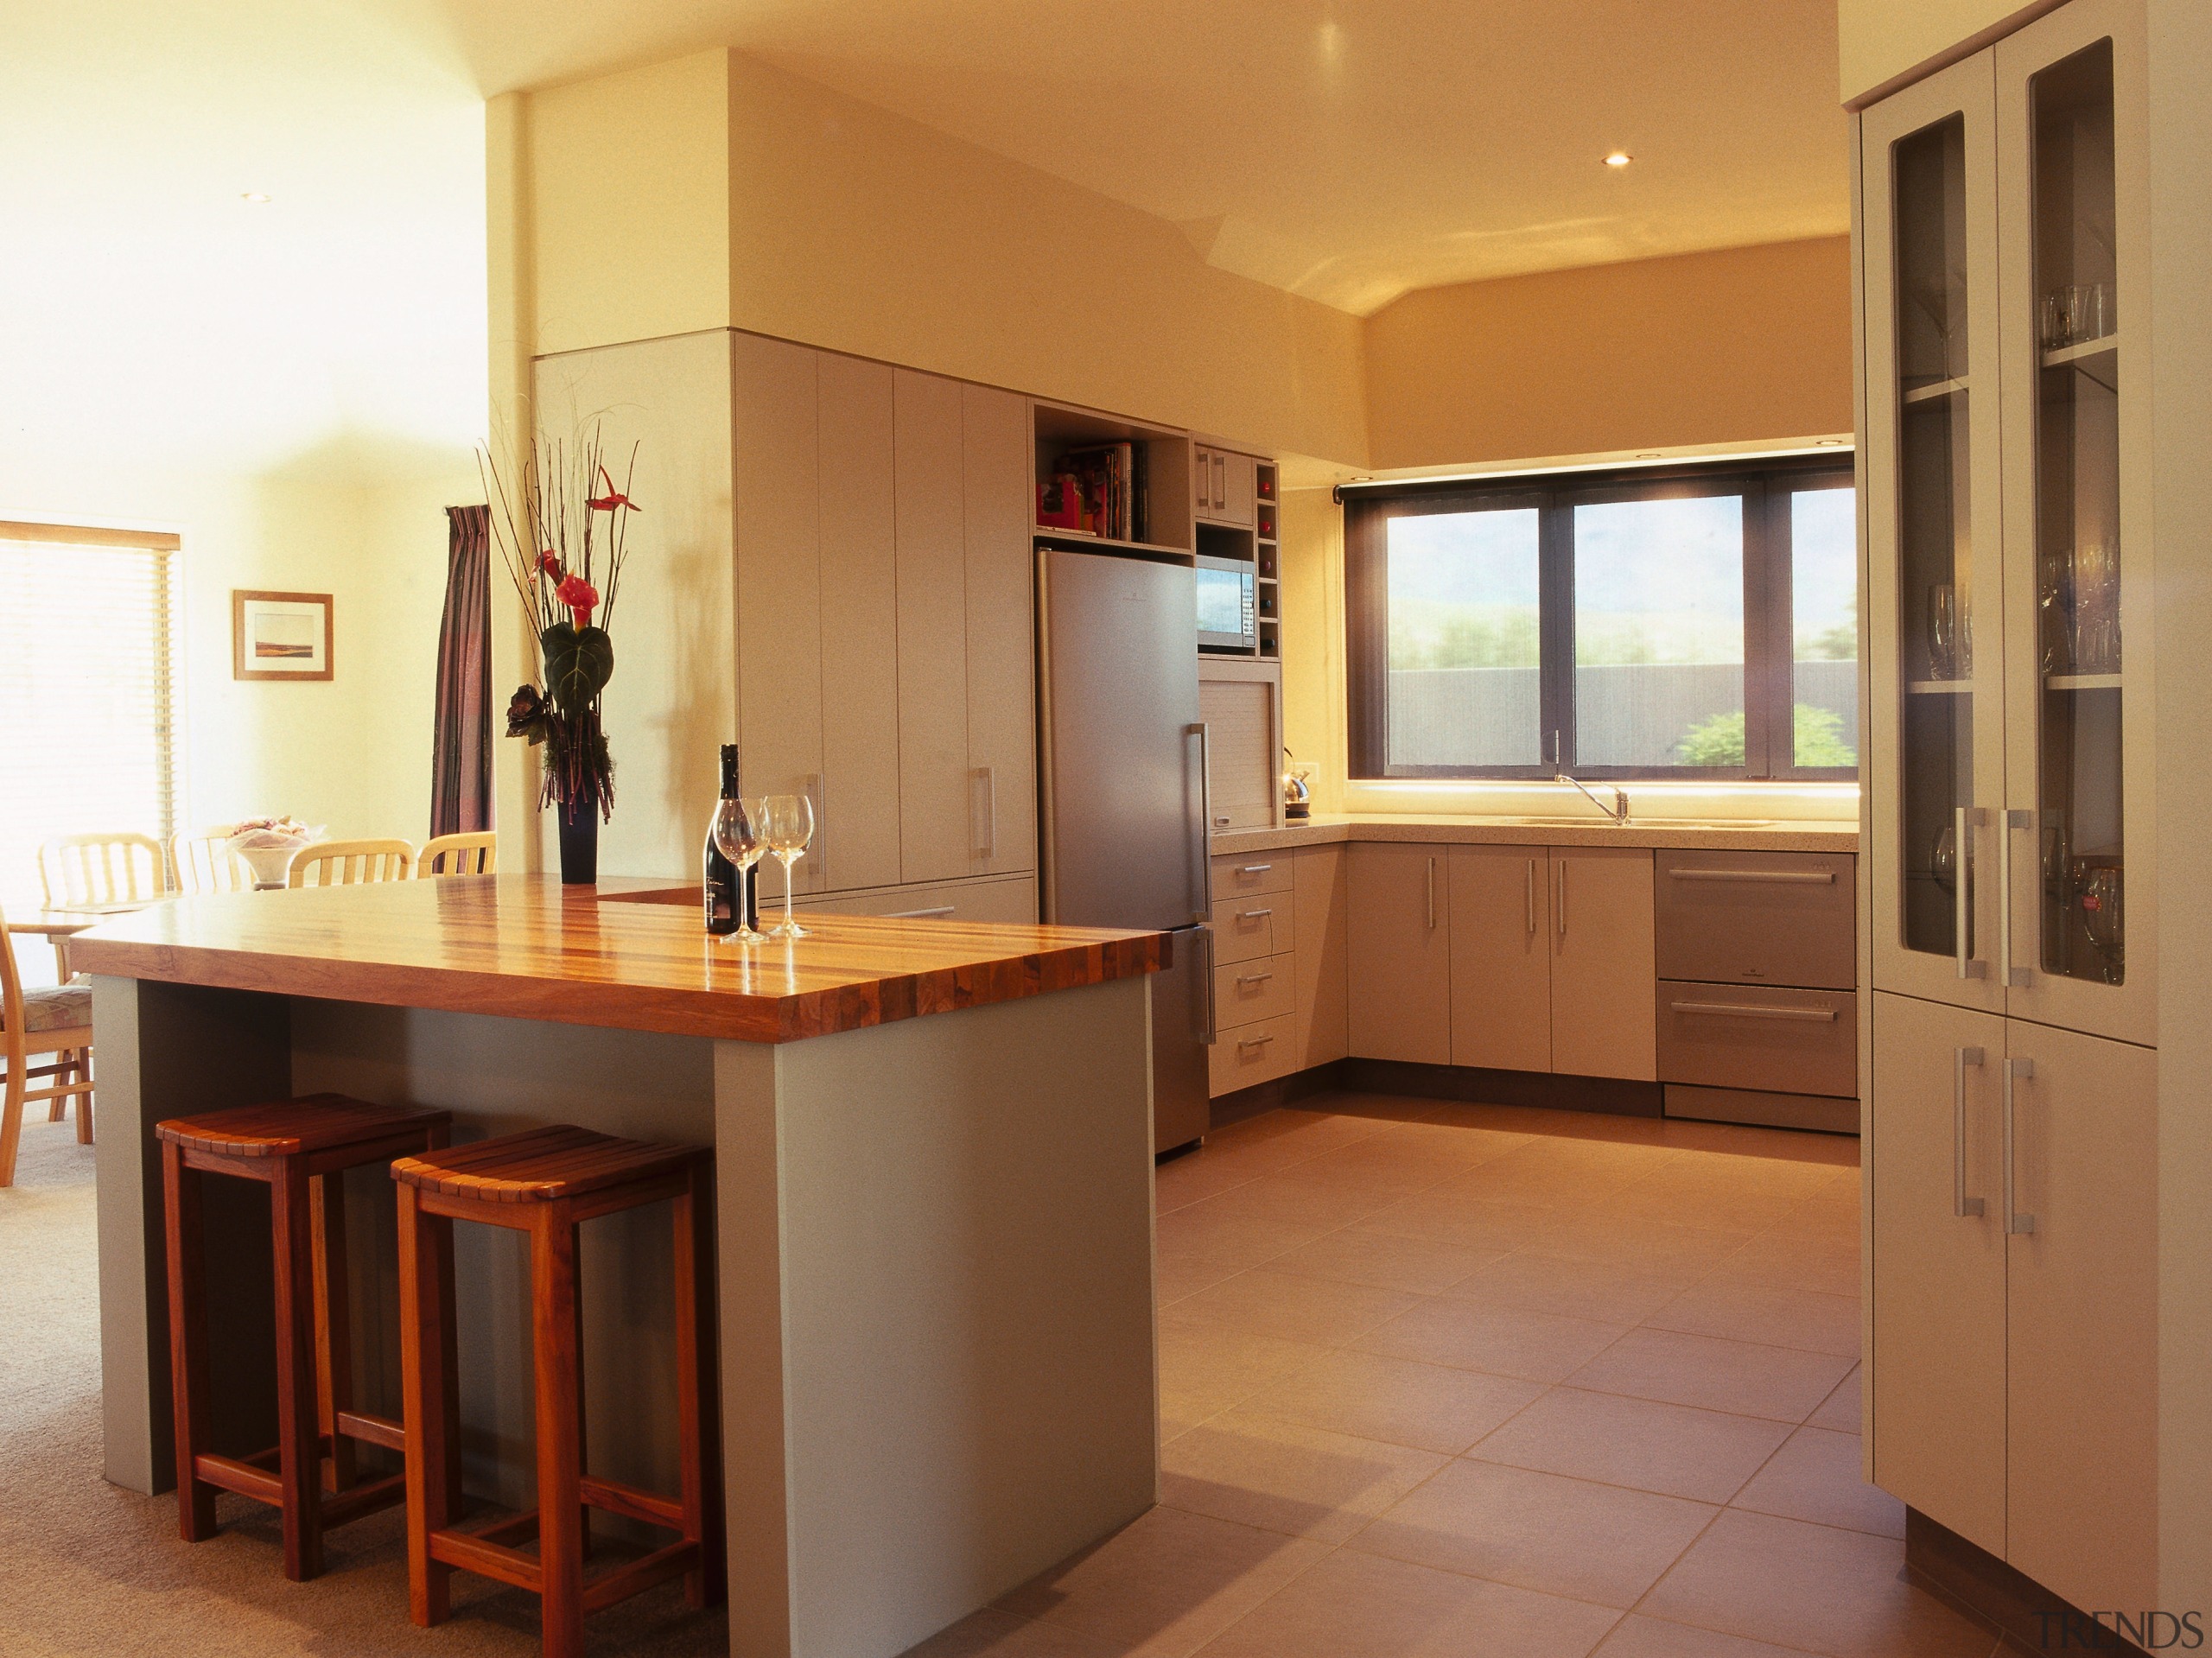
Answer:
[1194,555,1256,652]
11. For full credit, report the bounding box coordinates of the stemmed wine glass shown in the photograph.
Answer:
[710,795,772,945]
[760,794,816,940]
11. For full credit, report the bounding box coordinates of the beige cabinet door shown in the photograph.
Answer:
[1347,844,1451,1064]
[961,383,1036,876]
[1293,844,1349,1068]
[733,332,827,894]
[1867,989,2008,1560]
[893,368,971,884]
[2003,1018,2157,1613]
[1219,451,1257,527]
[1198,675,1278,830]
[1447,845,1551,1073]
[1548,848,1656,1081]
[816,352,900,893]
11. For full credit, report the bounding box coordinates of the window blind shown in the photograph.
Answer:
[0,524,181,905]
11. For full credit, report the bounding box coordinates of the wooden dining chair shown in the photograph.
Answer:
[287,839,416,887]
[38,831,169,908]
[416,831,496,877]
[170,827,257,895]
[0,900,94,1187]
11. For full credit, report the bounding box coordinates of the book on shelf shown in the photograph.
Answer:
[1036,442,1148,543]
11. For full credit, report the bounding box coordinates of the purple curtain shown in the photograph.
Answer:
[429,505,493,837]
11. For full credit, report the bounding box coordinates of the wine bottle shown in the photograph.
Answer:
[704,743,746,934]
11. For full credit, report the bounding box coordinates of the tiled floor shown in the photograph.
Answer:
[909,1092,2005,1658]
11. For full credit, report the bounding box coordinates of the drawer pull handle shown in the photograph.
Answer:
[886,905,956,919]
[1668,869,1837,885]
[1238,863,1274,874]
[1236,1033,1275,1051]
[1669,1001,1839,1023]
[1235,971,1274,987]
[1239,907,1273,921]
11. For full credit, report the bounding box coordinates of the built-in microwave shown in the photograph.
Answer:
[1194,555,1256,653]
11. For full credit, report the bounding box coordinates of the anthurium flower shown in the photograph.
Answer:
[537,549,563,577]
[586,466,640,513]
[556,573,601,628]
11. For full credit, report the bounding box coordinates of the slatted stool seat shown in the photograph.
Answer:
[157,1094,452,1580]
[391,1126,723,1657]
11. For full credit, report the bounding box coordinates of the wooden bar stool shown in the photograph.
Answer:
[392,1126,723,1657]
[157,1093,452,1581]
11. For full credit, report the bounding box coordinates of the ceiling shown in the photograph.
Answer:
[389,0,1852,315]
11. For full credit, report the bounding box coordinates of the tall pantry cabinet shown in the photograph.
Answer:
[1859,0,2164,1616]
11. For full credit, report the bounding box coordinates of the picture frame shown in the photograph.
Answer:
[232,589,333,681]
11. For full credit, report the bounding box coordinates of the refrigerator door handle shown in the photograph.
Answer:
[1197,925,1217,1044]
[1189,722,1213,923]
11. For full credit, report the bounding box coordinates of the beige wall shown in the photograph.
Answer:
[1362,238,1856,472]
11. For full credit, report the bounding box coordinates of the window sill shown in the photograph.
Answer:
[1340,777,1860,827]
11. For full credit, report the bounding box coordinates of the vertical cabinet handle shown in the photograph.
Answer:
[1998,809,2031,988]
[1425,856,1436,931]
[1190,723,1214,922]
[1955,805,1986,980]
[1214,452,1227,510]
[1524,857,1536,937]
[972,765,997,861]
[2004,1055,2036,1236]
[1953,1045,1986,1217]
[1555,858,1568,941]
[804,773,825,885]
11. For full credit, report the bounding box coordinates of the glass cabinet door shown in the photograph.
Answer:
[1999,0,2154,1047]
[1863,53,2010,1014]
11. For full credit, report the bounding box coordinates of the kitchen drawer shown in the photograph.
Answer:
[1210,1012,1296,1096]
[1656,981,1857,1097]
[1215,950,1294,1027]
[1212,890,1290,964]
[1655,849,1856,989]
[1211,850,1294,900]
[794,873,1037,923]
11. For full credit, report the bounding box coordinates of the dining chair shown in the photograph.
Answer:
[0,900,94,1188]
[38,832,169,908]
[417,831,497,877]
[170,827,257,895]
[288,839,416,887]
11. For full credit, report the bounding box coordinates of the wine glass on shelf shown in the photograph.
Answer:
[1927,584,1959,681]
[761,793,816,940]
[2080,866,2124,981]
[711,796,771,945]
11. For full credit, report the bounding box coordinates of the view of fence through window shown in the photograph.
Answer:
[1790,486,1859,767]
[1384,507,1541,769]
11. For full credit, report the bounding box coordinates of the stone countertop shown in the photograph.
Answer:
[1211,812,1859,856]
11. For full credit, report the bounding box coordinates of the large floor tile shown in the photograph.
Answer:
[902,1607,1130,1657]
[1265,1227,1507,1296]
[1592,1613,1828,1657]
[1353,1190,1566,1252]
[1157,1322,1335,1430]
[1730,1427,1904,1540]
[1354,1297,1630,1385]
[1350,1458,1716,1610]
[1236,1349,1546,1455]
[1642,1280,1860,1360]
[1598,1183,1808,1235]
[1640,1509,1996,1658]
[1807,1367,1864,1433]
[1189,1547,1622,1658]
[1566,1328,1852,1423]
[1156,1198,1337,1271]
[1156,1152,1265,1214]
[1166,1269,1420,1347]
[1700,1231,1860,1299]
[1160,1413,1448,1545]
[1156,1253,1250,1309]
[996,1505,1332,1658]
[1446,1250,1693,1324]
[1184,1172,1409,1235]
[1536,1216,1757,1275]
[1467,1386,1790,1503]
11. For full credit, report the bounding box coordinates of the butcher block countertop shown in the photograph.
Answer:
[66,874,1169,1044]
[1211,812,1860,856]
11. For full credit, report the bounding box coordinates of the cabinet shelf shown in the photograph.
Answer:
[1906,678,1974,695]
[2044,672,2122,690]
[1031,530,1192,562]
[1902,376,1969,404]
[2040,334,2119,391]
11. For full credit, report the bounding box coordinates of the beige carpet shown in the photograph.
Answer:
[0,1120,726,1657]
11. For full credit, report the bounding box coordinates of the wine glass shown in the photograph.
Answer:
[2081,866,2124,981]
[711,796,771,944]
[760,793,816,940]
[1927,584,1958,681]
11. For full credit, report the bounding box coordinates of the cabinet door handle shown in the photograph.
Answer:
[1668,1001,1839,1022]
[1239,863,1274,874]
[1239,907,1273,921]
[1236,1032,1274,1051]
[1425,856,1436,931]
[1555,859,1567,941]
[972,765,996,861]
[1998,808,2031,988]
[1235,970,1274,987]
[1525,857,1536,937]
[1955,805,1987,981]
[1214,452,1227,510]
[1669,868,1837,885]
[886,905,956,919]
[1954,1045,1986,1218]
[2004,1055,2036,1236]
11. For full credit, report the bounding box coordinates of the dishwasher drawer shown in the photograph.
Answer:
[1656,981,1857,1097]
[1654,849,1855,989]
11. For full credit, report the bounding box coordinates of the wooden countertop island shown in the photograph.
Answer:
[75,878,1170,1658]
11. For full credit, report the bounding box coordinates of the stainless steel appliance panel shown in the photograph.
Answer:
[1654,849,1857,989]
[1151,925,1213,1152]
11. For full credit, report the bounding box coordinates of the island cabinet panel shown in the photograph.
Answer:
[1548,848,1656,1081]
[1447,845,1552,1073]
[894,368,973,885]
[1292,845,1349,1070]
[734,331,829,894]
[1347,843,1451,1064]
[963,383,1038,878]
[817,352,903,894]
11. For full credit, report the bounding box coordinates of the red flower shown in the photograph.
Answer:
[537,549,563,577]
[586,467,640,513]
[556,574,601,628]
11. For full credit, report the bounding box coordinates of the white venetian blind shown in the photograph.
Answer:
[0,523,181,905]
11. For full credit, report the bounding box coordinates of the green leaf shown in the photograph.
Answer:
[540,623,613,714]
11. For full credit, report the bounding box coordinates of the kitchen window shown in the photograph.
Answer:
[1344,458,1857,781]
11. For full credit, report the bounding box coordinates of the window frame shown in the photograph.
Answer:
[1344,456,1857,784]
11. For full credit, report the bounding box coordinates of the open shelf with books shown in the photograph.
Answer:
[1032,401,1193,555]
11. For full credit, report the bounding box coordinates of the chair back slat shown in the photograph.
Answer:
[287,839,416,888]
[417,832,497,878]
[169,828,257,895]
[38,833,168,908]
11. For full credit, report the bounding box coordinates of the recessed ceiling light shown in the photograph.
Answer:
[239,192,271,203]
[1603,151,1634,168]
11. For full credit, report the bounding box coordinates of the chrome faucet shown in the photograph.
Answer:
[1548,734,1629,823]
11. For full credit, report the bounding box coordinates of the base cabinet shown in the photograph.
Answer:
[1347,844,1452,1064]
[1548,848,1657,1082]
[1447,845,1551,1072]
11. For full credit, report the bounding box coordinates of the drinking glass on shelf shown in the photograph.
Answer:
[2038,551,2075,674]
[2080,865,2124,979]
[1927,584,1959,681]
[711,795,771,945]
[1930,824,1957,896]
[760,793,816,940]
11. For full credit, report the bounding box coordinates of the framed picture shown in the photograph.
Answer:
[232,590,333,681]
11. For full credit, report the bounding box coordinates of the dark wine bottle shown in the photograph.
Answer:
[704,743,746,934]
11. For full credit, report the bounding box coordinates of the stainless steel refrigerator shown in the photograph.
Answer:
[1036,544,1214,1153]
